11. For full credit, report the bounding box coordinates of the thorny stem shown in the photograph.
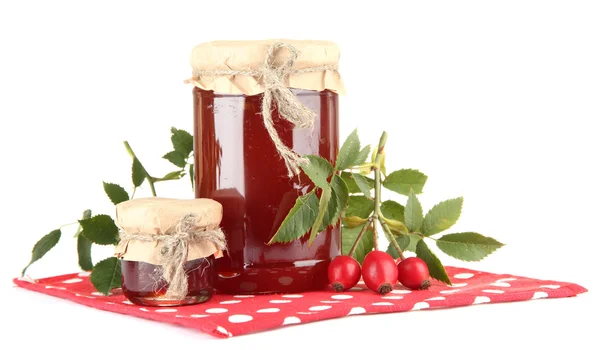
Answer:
[123,141,157,197]
[348,218,373,257]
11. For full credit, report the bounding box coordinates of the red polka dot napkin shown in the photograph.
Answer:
[13,266,586,338]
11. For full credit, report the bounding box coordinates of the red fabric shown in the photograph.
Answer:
[13,266,586,338]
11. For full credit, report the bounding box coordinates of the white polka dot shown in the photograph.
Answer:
[105,302,115,305]
[331,294,353,300]
[206,308,228,313]
[473,296,491,304]
[540,285,560,289]
[482,289,505,294]
[348,307,366,315]
[233,295,254,298]
[321,300,341,303]
[84,296,96,299]
[175,315,185,318]
[190,314,209,318]
[282,294,303,298]
[155,309,177,313]
[278,276,294,285]
[45,286,66,290]
[496,277,517,282]
[122,300,134,305]
[349,286,365,291]
[228,314,253,323]
[450,283,468,288]
[216,326,232,337]
[309,305,332,311]
[270,300,292,304]
[62,278,83,284]
[91,292,105,296]
[220,300,242,304]
[412,302,430,310]
[257,308,280,313]
[454,273,474,279]
[283,316,301,325]
[297,312,314,315]
[489,282,511,287]
[425,296,446,301]
[390,289,412,294]
[532,291,548,299]
[78,271,91,277]
[372,302,394,306]
[381,295,404,300]
[440,289,462,294]
[139,308,149,312]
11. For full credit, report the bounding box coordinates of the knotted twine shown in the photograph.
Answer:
[188,42,339,177]
[118,213,227,299]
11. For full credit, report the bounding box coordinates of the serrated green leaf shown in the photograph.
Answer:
[102,182,129,205]
[405,189,423,232]
[342,225,374,264]
[330,174,349,220]
[416,240,451,285]
[163,150,186,168]
[382,169,428,196]
[352,145,371,166]
[80,214,119,245]
[189,164,195,190]
[345,196,374,219]
[153,170,185,182]
[90,257,122,295]
[386,234,421,258]
[171,127,193,157]
[436,232,504,262]
[380,200,405,222]
[77,235,93,271]
[300,155,333,189]
[336,129,361,170]
[309,187,332,245]
[22,229,62,276]
[352,173,372,199]
[132,157,145,187]
[340,171,374,194]
[268,192,319,244]
[421,197,463,236]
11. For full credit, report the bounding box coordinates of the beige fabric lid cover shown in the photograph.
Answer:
[114,198,224,264]
[188,39,346,96]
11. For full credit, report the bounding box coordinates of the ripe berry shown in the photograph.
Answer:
[328,255,361,292]
[397,257,431,290]
[361,251,398,294]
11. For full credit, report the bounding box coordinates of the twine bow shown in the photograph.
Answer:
[119,213,227,299]
[189,42,339,177]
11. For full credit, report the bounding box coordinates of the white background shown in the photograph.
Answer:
[1,0,599,348]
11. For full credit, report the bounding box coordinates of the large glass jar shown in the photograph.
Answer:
[193,87,340,294]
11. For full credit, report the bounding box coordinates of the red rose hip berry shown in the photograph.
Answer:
[397,257,431,290]
[328,255,361,292]
[361,251,398,294]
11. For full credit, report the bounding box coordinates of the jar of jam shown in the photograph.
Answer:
[114,198,227,306]
[188,40,346,294]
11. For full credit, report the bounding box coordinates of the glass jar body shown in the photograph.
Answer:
[121,257,215,306]
[193,87,340,294]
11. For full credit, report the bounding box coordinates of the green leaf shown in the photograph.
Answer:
[352,145,371,166]
[90,257,122,295]
[268,192,319,244]
[340,171,374,194]
[436,232,504,262]
[382,169,428,196]
[22,229,61,276]
[352,173,372,199]
[421,197,463,236]
[380,200,405,222]
[416,240,451,285]
[80,215,119,245]
[132,157,145,187]
[153,170,185,182]
[335,129,361,170]
[102,182,129,205]
[300,155,333,189]
[405,189,423,232]
[342,225,374,264]
[77,235,93,271]
[345,196,374,219]
[189,164,195,190]
[163,150,186,168]
[386,234,421,258]
[170,127,193,157]
[330,174,349,220]
[309,187,332,245]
